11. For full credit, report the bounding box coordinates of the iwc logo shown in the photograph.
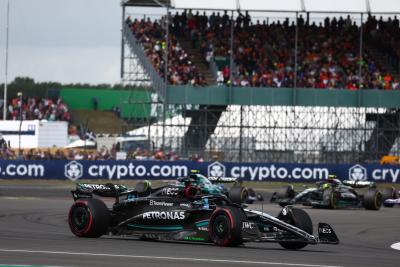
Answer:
[208,161,226,177]
[348,164,367,181]
[65,161,83,181]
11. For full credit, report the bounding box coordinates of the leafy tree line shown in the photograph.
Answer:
[0,77,150,99]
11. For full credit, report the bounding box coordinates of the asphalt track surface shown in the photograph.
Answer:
[0,185,399,267]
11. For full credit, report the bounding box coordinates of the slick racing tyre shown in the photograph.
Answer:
[208,206,245,246]
[278,208,313,250]
[322,189,339,209]
[68,198,110,237]
[275,185,295,199]
[229,186,249,204]
[245,188,256,204]
[363,189,382,210]
[382,187,398,208]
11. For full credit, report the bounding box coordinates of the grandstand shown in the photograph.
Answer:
[120,0,400,163]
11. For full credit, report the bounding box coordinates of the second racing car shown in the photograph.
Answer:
[270,175,383,210]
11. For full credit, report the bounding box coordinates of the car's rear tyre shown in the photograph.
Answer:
[246,188,256,204]
[363,189,382,210]
[68,198,110,237]
[382,187,398,208]
[271,186,293,204]
[322,189,339,209]
[276,185,295,199]
[279,208,313,250]
[229,186,249,204]
[208,206,245,246]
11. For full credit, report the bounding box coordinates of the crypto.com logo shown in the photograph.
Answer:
[208,161,226,177]
[65,161,83,181]
[348,164,367,181]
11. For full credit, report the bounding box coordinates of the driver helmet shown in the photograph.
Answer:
[328,174,337,180]
[322,183,330,189]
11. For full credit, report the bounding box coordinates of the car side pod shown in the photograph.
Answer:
[317,223,339,244]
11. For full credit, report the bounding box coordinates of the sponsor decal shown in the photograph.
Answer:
[126,194,136,201]
[208,161,226,177]
[319,227,332,234]
[64,161,83,181]
[242,221,255,230]
[149,200,174,207]
[197,226,208,231]
[348,164,367,181]
[80,184,109,190]
[179,203,191,208]
[161,187,179,196]
[281,207,289,216]
[143,234,158,239]
[2,159,400,184]
[142,211,185,220]
[208,176,237,182]
[183,236,206,241]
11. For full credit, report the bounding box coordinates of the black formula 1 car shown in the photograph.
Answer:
[68,182,339,250]
[270,180,383,210]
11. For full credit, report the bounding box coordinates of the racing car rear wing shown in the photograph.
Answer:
[71,183,128,200]
[208,177,240,183]
[342,180,376,188]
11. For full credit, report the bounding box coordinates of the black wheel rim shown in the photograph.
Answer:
[241,190,248,202]
[331,193,338,208]
[213,215,229,238]
[375,193,382,208]
[72,206,89,231]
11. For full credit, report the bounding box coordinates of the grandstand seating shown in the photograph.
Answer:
[127,12,399,90]
[4,96,70,121]
[126,17,207,86]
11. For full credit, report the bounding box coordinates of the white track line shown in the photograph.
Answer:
[391,242,400,251]
[0,248,342,267]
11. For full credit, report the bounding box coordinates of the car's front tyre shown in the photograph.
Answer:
[208,206,245,246]
[278,208,313,250]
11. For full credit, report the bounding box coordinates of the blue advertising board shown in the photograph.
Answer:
[0,160,399,183]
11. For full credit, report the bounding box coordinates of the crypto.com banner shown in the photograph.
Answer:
[0,160,399,183]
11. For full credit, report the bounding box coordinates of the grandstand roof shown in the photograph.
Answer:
[122,0,400,14]
[122,0,170,7]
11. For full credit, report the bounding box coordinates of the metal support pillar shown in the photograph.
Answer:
[3,0,10,120]
[358,13,364,89]
[229,10,234,83]
[239,105,243,162]
[294,12,299,89]
[162,7,170,149]
[120,6,126,79]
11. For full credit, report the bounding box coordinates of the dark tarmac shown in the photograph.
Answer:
[0,186,399,267]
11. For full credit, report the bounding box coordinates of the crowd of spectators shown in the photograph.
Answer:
[196,13,399,90]
[126,16,207,86]
[128,10,399,90]
[0,147,115,160]
[4,96,71,121]
[0,145,206,162]
[365,15,400,82]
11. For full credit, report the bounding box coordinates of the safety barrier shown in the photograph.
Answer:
[0,160,399,183]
